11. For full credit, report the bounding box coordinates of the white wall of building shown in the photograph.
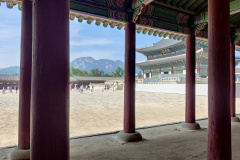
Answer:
[136,84,240,97]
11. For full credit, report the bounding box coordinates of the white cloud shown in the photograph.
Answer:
[70,49,124,62]
[70,38,117,47]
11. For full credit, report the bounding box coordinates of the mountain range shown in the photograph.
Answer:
[0,66,20,75]
[0,57,140,75]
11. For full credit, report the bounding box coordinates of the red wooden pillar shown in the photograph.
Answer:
[124,12,136,133]
[197,65,200,74]
[31,0,70,159]
[230,38,239,122]
[181,27,200,130]
[18,0,32,149]
[117,9,142,142]
[208,0,231,159]
[11,1,32,159]
[171,67,174,74]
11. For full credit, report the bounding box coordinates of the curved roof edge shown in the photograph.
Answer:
[136,49,205,67]
[136,38,184,53]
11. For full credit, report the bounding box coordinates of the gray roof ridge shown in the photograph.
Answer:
[136,38,184,53]
[136,48,205,66]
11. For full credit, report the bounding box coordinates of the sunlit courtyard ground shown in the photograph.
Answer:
[1,88,240,147]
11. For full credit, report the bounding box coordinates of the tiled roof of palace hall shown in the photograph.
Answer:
[0,75,123,82]
[0,75,19,81]
[2,0,240,50]
[70,76,123,82]
[136,48,206,66]
[136,38,184,52]
[136,49,240,67]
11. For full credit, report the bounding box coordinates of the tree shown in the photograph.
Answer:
[89,68,104,76]
[70,67,88,76]
[12,73,19,75]
[137,71,143,79]
[112,67,124,77]
[82,70,88,76]
[102,73,113,77]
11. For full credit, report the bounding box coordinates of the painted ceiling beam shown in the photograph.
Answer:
[176,0,188,8]
[195,0,240,23]
[170,0,180,6]
[235,20,240,26]
[163,0,171,4]
[193,2,207,13]
[181,0,196,10]
[188,0,204,11]
[230,0,240,12]
[154,1,196,14]
[231,13,240,25]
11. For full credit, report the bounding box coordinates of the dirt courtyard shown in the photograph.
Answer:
[1,88,240,147]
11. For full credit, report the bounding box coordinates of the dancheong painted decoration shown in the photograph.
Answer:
[2,0,240,51]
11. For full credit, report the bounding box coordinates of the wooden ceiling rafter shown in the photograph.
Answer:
[2,0,240,50]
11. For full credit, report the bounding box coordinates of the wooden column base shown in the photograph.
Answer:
[10,148,30,160]
[231,117,240,122]
[116,130,142,143]
[181,122,200,130]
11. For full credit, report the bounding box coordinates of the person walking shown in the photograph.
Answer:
[91,85,94,92]
[2,87,5,94]
[16,86,18,93]
[80,85,83,94]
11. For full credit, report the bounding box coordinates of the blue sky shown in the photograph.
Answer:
[0,5,161,68]
[1,5,239,68]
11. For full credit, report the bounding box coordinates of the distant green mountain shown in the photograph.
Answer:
[0,66,20,75]
[70,57,140,74]
[70,57,125,74]
[0,57,140,75]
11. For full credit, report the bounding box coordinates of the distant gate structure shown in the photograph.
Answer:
[70,76,123,88]
[0,75,19,89]
[0,75,123,89]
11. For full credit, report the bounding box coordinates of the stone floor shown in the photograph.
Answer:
[1,118,240,160]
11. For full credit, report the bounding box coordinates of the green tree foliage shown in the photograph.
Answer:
[137,71,143,79]
[12,73,19,75]
[70,67,88,76]
[101,74,113,77]
[112,67,124,77]
[70,67,125,77]
[89,68,104,76]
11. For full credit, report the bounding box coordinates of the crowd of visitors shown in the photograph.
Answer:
[2,86,18,94]
[69,84,94,93]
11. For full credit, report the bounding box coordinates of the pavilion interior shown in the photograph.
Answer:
[1,0,240,159]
